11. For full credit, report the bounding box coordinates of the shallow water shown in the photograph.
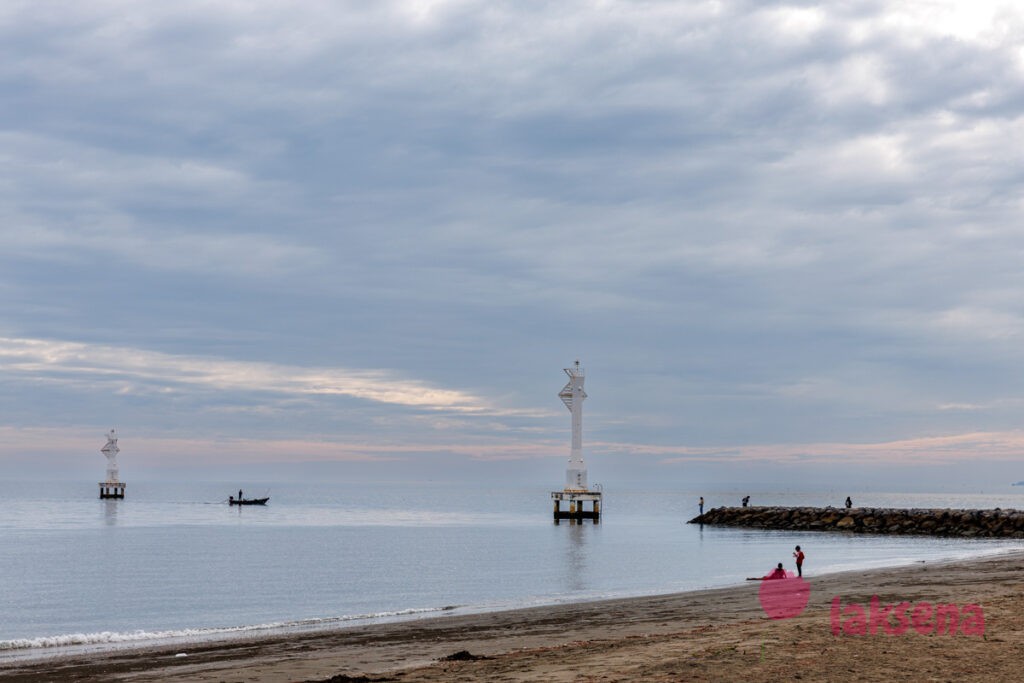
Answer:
[0,481,1021,658]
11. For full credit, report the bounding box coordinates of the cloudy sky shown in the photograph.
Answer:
[3,0,1024,487]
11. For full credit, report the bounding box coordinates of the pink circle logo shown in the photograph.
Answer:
[759,572,811,620]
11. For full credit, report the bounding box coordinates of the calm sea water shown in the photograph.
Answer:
[1,481,1022,661]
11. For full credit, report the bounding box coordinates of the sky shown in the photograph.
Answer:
[3,0,1024,489]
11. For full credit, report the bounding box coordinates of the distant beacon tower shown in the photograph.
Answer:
[550,360,601,523]
[98,429,126,499]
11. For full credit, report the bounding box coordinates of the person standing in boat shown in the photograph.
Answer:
[238,489,243,502]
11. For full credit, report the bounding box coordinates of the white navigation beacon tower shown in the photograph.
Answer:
[98,428,126,499]
[550,360,601,523]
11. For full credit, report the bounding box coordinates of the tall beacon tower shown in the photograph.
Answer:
[98,428,126,499]
[560,360,588,490]
[551,361,601,523]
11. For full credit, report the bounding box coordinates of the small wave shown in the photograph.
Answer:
[0,606,452,652]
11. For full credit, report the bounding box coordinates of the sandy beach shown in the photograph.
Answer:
[3,550,1023,683]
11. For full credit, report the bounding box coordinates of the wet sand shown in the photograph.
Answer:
[3,551,1023,682]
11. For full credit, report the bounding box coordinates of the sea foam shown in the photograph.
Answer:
[0,606,451,652]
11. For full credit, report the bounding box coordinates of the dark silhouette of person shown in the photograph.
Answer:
[239,489,243,501]
[748,563,787,580]
[845,496,852,508]
[742,495,750,507]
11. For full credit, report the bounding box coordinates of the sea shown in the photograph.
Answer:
[1,480,1022,663]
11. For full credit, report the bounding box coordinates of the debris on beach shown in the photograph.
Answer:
[440,649,491,661]
[306,674,395,683]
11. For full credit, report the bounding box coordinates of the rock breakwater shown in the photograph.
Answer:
[690,506,1024,538]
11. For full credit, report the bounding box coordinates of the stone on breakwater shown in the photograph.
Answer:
[688,505,1024,538]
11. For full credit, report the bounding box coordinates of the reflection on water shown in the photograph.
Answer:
[563,522,588,592]
[102,499,118,526]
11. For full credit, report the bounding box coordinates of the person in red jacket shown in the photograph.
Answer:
[793,545,805,577]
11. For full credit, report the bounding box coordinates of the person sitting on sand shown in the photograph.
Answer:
[747,563,787,580]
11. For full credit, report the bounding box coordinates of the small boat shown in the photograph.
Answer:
[229,497,269,506]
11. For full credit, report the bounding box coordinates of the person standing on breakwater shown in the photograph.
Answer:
[742,495,750,507]
[793,545,805,578]
[699,496,704,515]
[845,496,852,508]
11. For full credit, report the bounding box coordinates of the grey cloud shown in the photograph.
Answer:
[2,1,1024,478]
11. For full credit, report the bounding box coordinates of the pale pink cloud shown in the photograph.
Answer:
[4,426,1021,470]
[0,426,561,466]
[609,431,1024,465]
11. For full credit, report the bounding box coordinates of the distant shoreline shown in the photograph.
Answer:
[3,550,1023,682]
